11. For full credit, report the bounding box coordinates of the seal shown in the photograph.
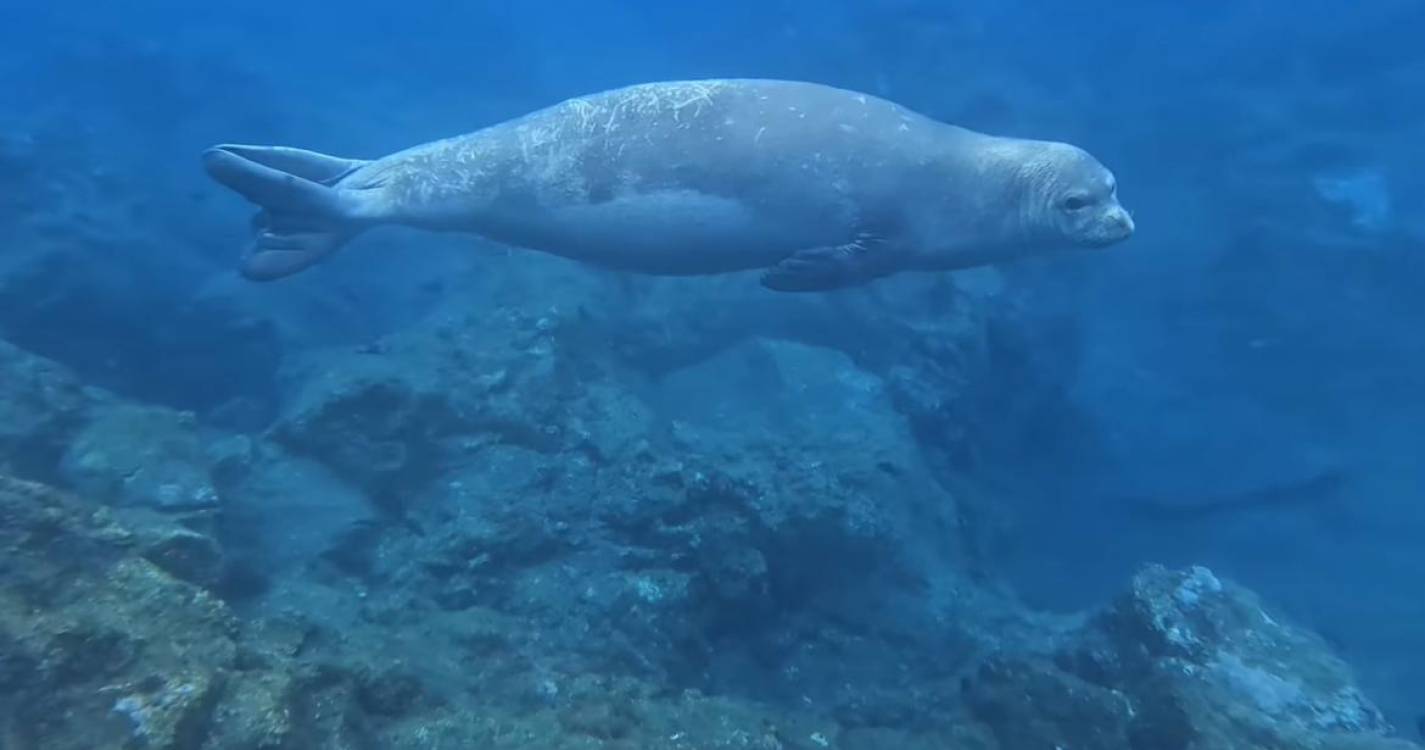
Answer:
[202,79,1134,291]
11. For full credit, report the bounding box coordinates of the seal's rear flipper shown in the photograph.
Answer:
[761,236,898,292]
[209,145,365,185]
[202,145,370,280]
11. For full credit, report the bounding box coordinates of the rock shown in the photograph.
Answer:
[0,474,389,749]
[544,673,838,750]
[1,358,1416,750]
[217,443,375,578]
[271,371,462,499]
[285,664,384,750]
[555,685,639,741]
[0,633,32,693]
[841,725,996,750]
[60,402,223,511]
[966,656,1135,750]
[0,339,99,481]
[246,299,988,730]
[139,525,226,589]
[968,564,1419,750]
[109,672,223,750]
[269,307,578,500]
[204,668,299,749]
[0,476,238,749]
[612,336,967,573]
[277,314,984,720]
[355,665,428,718]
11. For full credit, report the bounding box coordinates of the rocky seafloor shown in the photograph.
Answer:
[1,264,1420,749]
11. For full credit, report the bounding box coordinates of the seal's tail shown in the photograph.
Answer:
[202,144,371,280]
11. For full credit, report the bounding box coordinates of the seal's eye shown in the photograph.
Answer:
[1062,195,1091,211]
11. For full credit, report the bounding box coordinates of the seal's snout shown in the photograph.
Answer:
[1107,205,1135,239]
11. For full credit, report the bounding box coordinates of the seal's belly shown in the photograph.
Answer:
[483,189,849,275]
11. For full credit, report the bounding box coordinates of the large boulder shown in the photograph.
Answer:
[968,564,1419,750]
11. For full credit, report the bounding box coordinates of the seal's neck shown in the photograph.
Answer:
[1004,141,1071,247]
[959,140,1061,254]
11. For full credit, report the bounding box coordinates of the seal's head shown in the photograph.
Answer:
[1027,142,1134,249]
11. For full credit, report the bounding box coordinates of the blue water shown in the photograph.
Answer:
[3,0,1423,744]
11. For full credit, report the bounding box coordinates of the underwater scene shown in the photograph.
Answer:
[2,1,1423,748]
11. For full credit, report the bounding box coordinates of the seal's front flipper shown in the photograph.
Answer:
[761,235,897,292]
[202,144,370,281]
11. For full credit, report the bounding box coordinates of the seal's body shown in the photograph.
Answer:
[203,79,1133,291]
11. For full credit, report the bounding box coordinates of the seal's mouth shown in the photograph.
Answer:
[1081,205,1135,248]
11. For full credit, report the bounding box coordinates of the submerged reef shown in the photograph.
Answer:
[0,473,1415,749]
[0,296,1418,747]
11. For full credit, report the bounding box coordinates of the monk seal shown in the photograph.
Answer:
[202,78,1133,291]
